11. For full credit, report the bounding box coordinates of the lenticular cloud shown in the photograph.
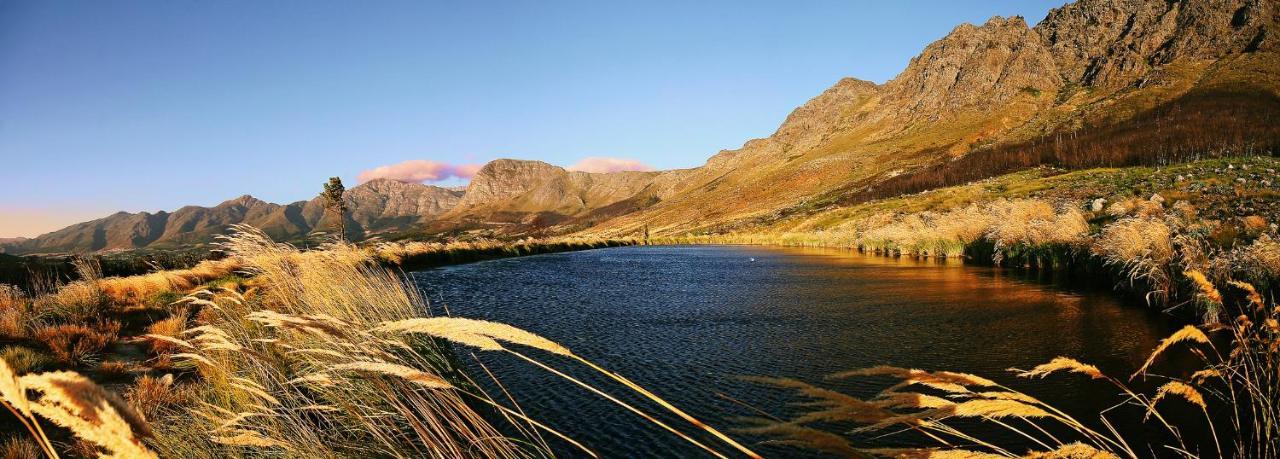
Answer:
[358,160,484,184]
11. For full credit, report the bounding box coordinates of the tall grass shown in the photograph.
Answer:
[138,226,753,458]
[741,277,1280,458]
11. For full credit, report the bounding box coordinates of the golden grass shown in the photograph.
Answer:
[0,356,156,458]
[0,436,41,459]
[1094,217,1176,305]
[129,225,754,458]
[0,286,35,339]
[32,320,121,366]
[1013,357,1104,380]
[744,277,1280,458]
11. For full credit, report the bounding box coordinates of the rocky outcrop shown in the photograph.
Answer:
[443,159,671,226]
[1036,0,1276,87]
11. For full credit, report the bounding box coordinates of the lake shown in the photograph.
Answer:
[410,245,1182,457]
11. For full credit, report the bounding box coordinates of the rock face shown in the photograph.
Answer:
[4,179,464,254]
[878,16,1063,123]
[442,159,675,226]
[1037,0,1275,87]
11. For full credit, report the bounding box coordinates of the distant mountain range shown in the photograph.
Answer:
[5,0,1278,255]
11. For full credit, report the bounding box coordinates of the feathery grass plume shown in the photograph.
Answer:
[1227,280,1265,311]
[733,418,859,457]
[1013,357,1105,380]
[829,366,997,394]
[858,447,1007,458]
[1021,442,1121,458]
[1095,217,1175,305]
[376,317,572,355]
[1132,325,1213,379]
[1146,381,1207,419]
[210,430,293,450]
[17,370,156,458]
[326,361,453,389]
[0,347,52,375]
[1184,270,1224,323]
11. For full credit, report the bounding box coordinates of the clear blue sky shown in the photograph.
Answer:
[0,0,1065,237]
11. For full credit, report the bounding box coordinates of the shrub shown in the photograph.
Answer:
[126,374,191,422]
[144,310,188,356]
[32,320,121,366]
[0,436,41,459]
[0,285,36,339]
[1095,217,1175,304]
[0,346,53,374]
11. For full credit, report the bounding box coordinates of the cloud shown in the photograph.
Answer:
[357,160,484,183]
[566,157,655,173]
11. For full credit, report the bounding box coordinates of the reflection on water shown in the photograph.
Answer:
[410,245,1179,457]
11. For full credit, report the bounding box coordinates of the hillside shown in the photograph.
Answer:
[6,0,1278,253]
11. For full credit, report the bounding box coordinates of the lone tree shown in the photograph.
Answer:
[321,177,349,240]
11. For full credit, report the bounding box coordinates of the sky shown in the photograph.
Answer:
[0,0,1067,238]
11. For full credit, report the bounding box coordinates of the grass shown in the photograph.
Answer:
[0,225,750,458]
[740,276,1280,458]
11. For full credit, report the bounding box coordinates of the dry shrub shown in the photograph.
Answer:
[0,347,52,375]
[33,320,121,366]
[126,374,192,422]
[1241,234,1280,282]
[144,310,189,356]
[1095,217,1175,304]
[1243,215,1270,235]
[0,436,41,459]
[0,285,36,339]
[854,199,1087,260]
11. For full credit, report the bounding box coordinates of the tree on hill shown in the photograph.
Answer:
[322,177,349,241]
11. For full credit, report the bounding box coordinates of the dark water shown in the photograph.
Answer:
[410,245,1182,457]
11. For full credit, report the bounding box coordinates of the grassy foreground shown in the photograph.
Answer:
[0,229,760,458]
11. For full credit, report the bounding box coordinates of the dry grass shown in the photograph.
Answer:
[32,320,121,366]
[143,310,188,356]
[0,285,35,339]
[97,259,239,308]
[125,374,192,422]
[744,278,1280,458]
[0,356,156,458]
[133,225,752,458]
[0,348,51,375]
[0,437,41,459]
[1094,217,1176,305]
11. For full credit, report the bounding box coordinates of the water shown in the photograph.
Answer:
[410,245,1182,457]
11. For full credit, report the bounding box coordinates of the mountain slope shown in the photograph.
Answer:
[573,0,1280,237]
[6,0,1278,250]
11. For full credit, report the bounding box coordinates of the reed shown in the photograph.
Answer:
[742,278,1280,458]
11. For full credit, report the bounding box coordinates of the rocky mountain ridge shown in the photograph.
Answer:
[7,0,1278,253]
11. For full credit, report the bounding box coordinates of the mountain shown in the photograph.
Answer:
[6,0,1278,251]
[2,180,463,254]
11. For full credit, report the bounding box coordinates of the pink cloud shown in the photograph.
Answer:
[357,160,484,183]
[566,157,655,173]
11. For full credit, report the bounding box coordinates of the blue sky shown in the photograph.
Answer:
[0,0,1066,237]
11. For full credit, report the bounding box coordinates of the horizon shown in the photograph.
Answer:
[1,0,1064,238]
